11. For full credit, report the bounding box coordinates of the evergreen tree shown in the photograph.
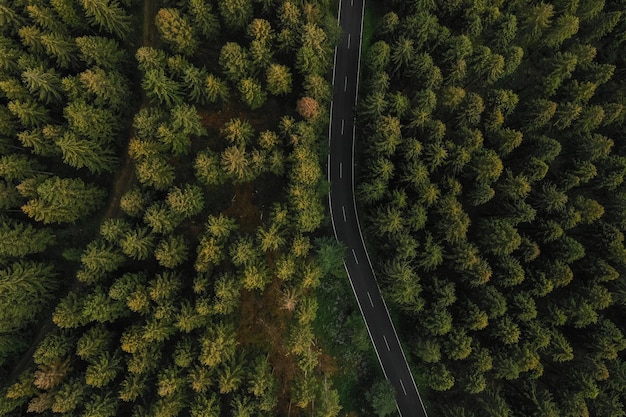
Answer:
[80,0,132,39]
[156,8,197,55]
[21,177,105,224]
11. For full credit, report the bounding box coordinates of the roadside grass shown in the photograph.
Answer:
[314,261,378,414]
[360,0,381,59]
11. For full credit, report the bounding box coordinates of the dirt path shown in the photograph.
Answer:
[102,0,159,220]
[5,0,159,386]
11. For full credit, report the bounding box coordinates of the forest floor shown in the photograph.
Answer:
[5,0,160,386]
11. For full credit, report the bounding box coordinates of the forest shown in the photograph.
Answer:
[0,0,384,416]
[357,0,626,416]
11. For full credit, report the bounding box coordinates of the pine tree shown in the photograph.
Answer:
[7,100,50,128]
[219,42,250,82]
[40,32,78,68]
[167,184,204,218]
[21,66,63,104]
[80,0,131,39]
[188,0,220,38]
[155,235,188,268]
[142,69,183,106]
[56,131,118,173]
[218,0,253,30]
[120,227,155,260]
[22,177,105,224]
[156,8,197,55]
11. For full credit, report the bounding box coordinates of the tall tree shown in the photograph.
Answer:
[21,177,105,224]
[80,0,132,39]
[156,8,197,55]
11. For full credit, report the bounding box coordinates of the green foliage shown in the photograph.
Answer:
[80,0,131,39]
[156,8,197,56]
[367,379,397,417]
[21,177,105,224]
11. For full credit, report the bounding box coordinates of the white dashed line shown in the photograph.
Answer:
[341,119,345,135]
[344,76,348,92]
[400,379,407,395]
[352,248,358,264]
[348,33,351,49]
[332,48,337,85]
[367,291,374,307]
[342,206,347,222]
[339,162,343,179]
[383,335,391,351]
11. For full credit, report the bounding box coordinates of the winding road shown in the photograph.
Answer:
[327,1,429,416]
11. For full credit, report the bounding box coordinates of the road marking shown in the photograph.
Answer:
[339,162,343,179]
[341,119,344,135]
[332,49,337,85]
[367,291,374,307]
[352,248,358,264]
[383,335,391,351]
[348,33,351,49]
[351,0,354,5]
[400,379,407,395]
[344,76,348,92]
[342,206,347,222]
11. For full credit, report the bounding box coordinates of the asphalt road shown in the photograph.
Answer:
[327,1,429,416]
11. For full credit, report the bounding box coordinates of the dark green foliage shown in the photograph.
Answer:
[358,0,626,415]
[0,1,344,416]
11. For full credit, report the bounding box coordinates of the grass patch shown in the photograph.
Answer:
[313,261,377,413]
[361,0,381,59]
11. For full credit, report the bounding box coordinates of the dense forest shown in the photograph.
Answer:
[0,0,384,416]
[357,0,626,416]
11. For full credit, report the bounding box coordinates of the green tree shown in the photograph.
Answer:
[56,132,118,173]
[51,378,84,414]
[167,184,204,218]
[78,240,125,284]
[156,8,197,55]
[7,100,50,128]
[22,177,105,224]
[367,379,397,417]
[21,66,62,104]
[0,261,56,332]
[120,227,155,260]
[80,0,131,39]
[155,235,188,269]
[135,156,176,190]
[219,42,250,82]
[142,69,183,106]
[190,392,220,417]
[544,14,579,48]
[183,65,210,104]
[238,77,266,110]
[40,32,78,68]
[205,73,230,103]
[79,67,130,111]
[75,36,126,69]
[64,100,118,143]
[52,291,87,328]
[200,322,237,368]
[189,0,220,38]
[218,0,252,30]
[0,217,54,258]
[426,362,455,391]
[85,352,122,388]
[82,392,118,417]
[266,63,292,96]
[221,145,251,181]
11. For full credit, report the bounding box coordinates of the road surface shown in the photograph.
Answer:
[327,1,429,416]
